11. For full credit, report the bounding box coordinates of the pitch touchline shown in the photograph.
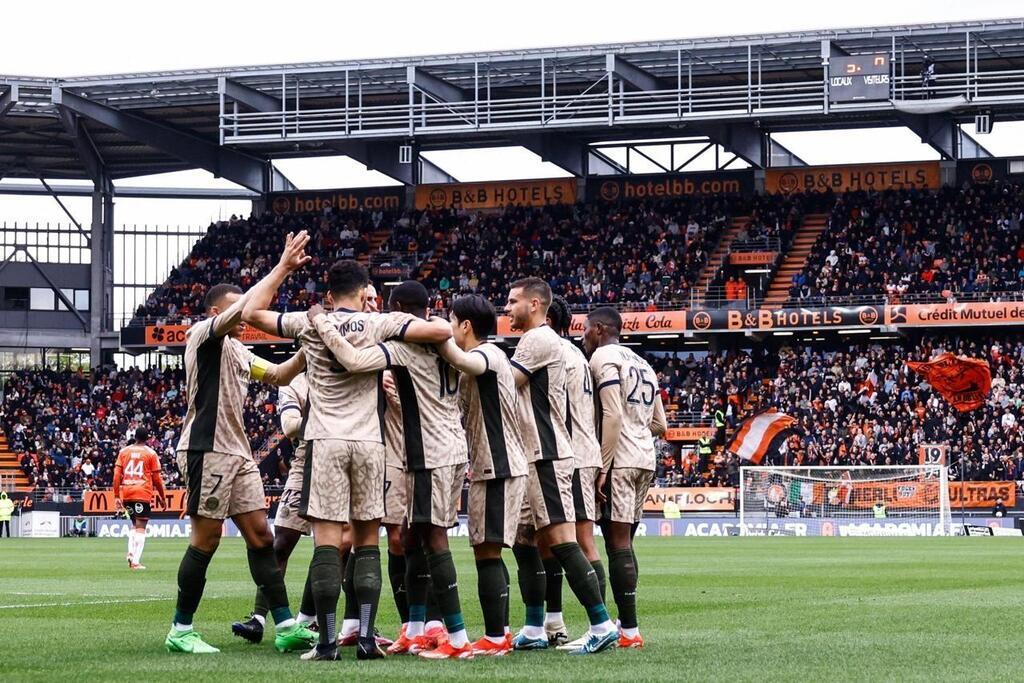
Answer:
[0,596,172,610]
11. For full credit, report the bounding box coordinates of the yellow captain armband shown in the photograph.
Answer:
[249,357,271,381]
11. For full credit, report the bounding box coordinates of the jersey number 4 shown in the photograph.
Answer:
[124,459,145,478]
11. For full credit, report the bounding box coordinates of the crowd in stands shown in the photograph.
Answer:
[650,333,1024,488]
[421,195,736,311]
[13,179,1024,500]
[3,332,1024,496]
[788,182,1024,305]
[131,208,396,324]
[1,367,283,495]
[132,192,751,324]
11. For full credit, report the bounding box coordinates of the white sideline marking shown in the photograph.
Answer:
[0,596,170,609]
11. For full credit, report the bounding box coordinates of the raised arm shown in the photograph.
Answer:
[650,393,667,437]
[402,317,452,345]
[437,339,488,376]
[251,349,307,387]
[240,230,312,336]
[210,289,253,338]
[311,312,389,373]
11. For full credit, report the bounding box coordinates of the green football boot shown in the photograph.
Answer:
[274,623,318,653]
[165,628,220,653]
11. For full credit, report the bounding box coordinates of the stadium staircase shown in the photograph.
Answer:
[416,241,447,281]
[691,217,747,306]
[762,214,829,309]
[358,230,393,268]
[0,435,31,492]
[252,430,285,464]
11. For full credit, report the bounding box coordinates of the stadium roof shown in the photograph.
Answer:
[2,18,1024,189]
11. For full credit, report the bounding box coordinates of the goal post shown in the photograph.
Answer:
[738,465,951,537]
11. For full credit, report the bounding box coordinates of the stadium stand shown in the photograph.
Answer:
[127,188,854,326]
[0,368,283,494]
[787,183,1024,305]
[653,333,1024,488]
[130,209,398,325]
[419,195,736,310]
[6,330,1023,493]
[9,183,1024,495]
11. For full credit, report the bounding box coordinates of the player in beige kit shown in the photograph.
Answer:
[438,294,528,655]
[503,277,617,655]
[307,281,474,659]
[233,372,331,643]
[583,306,667,650]
[167,231,314,655]
[243,262,450,660]
[540,294,605,649]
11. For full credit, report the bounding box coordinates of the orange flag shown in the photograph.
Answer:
[906,352,992,412]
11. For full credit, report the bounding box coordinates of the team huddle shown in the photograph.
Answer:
[156,230,667,660]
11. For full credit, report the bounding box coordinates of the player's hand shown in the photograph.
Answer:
[595,472,608,506]
[113,497,123,512]
[307,303,326,323]
[279,230,312,272]
[382,371,397,394]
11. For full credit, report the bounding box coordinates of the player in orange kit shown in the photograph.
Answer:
[113,427,167,570]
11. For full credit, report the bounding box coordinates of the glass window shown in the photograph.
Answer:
[30,288,55,311]
[3,287,28,310]
[75,289,90,311]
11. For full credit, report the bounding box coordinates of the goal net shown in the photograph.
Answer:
[739,465,951,536]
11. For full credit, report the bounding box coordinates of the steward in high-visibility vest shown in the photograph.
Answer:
[873,500,887,519]
[697,436,713,470]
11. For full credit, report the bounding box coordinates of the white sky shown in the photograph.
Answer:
[1,0,1022,228]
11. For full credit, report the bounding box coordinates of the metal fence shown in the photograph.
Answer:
[222,69,1024,144]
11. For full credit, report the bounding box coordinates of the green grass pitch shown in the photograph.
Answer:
[0,536,1020,681]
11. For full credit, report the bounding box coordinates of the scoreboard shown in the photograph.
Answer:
[828,54,890,103]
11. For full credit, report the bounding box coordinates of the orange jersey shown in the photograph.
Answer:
[113,445,164,503]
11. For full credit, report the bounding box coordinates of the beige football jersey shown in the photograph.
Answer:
[459,343,528,481]
[590,343,659,471]
[509,325,574,463]
[278,308,414,443]
[382,371,406,470]
[382,339,468,471]
[176,316,258,458]
[560,338,602,470]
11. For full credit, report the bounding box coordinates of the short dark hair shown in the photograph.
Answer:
[510,276,551,309]
[451,295,496,339]
[204,283,242,312]
[389,280,429,312]
[134,427,150,443]
[548,294,573,336]
[328,260,369,297]
[587,306,622,333]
